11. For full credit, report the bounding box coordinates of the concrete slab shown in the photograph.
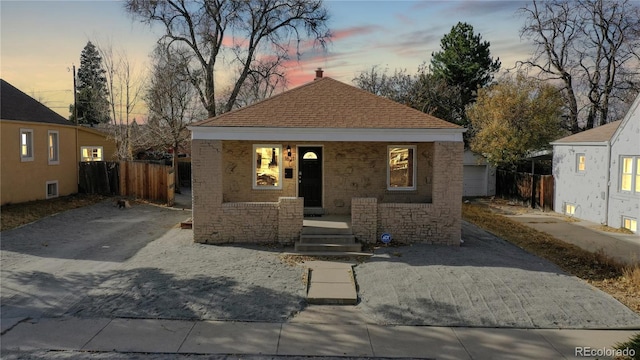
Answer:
[536,329,639,360]
[453,328,562,360]
[82,318,193,353]
[368,325,471,359]
[179,321,280,355]
[508,214,640,265]
[0,317,110,351]
[307,282,357,305]
[310,268,353,283]
[289,305,375,324]
[303,260,354,270]
[278,323,372,356]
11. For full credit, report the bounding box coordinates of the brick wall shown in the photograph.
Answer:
[355,141,463,246]
[193,139,461,245]
[278,197,304,244]
[351,197,378,243]
[192,139,223,243]
[222,141,434,214]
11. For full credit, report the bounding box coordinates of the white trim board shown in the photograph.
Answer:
[190,127,464,142]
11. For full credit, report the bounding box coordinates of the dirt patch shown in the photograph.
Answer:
[1,194,107,231]
[462,202,640,315]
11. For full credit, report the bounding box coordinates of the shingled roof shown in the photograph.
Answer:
[1,79,70,126]
[552,120,622,144]
[193,77,461,130]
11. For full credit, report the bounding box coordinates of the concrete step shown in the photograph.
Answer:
[302,227,353,235]
[299,234,356,244]
[284,251,372,257]
[295,243,362,252]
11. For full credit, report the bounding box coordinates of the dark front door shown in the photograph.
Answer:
[298,146,322,207]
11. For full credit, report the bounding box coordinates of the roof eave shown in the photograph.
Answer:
[189,126,465,142]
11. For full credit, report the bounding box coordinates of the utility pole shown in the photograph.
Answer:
[73,65,80,187]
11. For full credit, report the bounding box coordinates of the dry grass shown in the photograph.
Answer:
[462,203,640,314]
[1,194,107,231]
[593,224,635,234]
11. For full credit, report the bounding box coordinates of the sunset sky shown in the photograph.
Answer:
[1,1,533,119]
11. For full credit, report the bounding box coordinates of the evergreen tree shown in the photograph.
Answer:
[69,41,110,125]
[430,22,501,107]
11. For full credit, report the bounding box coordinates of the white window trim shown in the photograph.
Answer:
[46,180,59,199]
[565,203,576,215]
[619,155,639,194]
[576,153,585,173]
[81,146,104,162]
[387,145,417,191]
[622,216,637,233]
[20,128,34,162]
[253,144,283,190]
[48,130,60,165]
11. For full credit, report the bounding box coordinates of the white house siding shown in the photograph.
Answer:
[607,98,640,231]
[462,150,496,197]
[553,145,609,223]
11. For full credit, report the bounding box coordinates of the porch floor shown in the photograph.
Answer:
[302,215,351,235]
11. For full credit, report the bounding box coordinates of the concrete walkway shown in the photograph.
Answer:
[1,315,637,359]
[305,261,358,305]
[505,212,640,265]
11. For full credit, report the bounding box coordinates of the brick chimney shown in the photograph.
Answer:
[314,68,324,80]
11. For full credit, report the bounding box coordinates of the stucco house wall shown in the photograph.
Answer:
[608,97,640,230]
[78,127,118,161]
[553,144,609,223]
[1,120,77,205]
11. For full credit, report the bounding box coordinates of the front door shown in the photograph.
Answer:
[298,146,322,208]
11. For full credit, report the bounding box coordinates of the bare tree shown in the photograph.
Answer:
[97,41,145,160]
[125,0,330,117]
[145,44,205,192]
[519,0,640,132]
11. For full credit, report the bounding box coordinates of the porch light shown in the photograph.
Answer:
[287,145,292,157]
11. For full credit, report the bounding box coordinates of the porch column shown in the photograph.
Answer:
[432,141,464,245]
[352,197,378,244]
[192,139,223,243]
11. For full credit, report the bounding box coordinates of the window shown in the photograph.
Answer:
[576,153,585,173]
[48,131,59,164]
[81,146,103,162]
[20,129,34,161]
[622,217,637,233]
[388,145,416,190]
[620,156,640,193]
[565,203,576,215]
[253,145,282,189]
[46,181,58,199]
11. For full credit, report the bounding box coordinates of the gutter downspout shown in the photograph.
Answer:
[604,139,612,226]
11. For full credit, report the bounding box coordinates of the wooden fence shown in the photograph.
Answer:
[496,170,554,211]
[79,161,175,206]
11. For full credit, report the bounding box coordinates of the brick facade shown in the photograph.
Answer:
[193,139,462,245]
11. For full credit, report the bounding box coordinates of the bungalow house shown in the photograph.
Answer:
[1,79,77,205]
[189,70,465,245]
[552,93,640,234]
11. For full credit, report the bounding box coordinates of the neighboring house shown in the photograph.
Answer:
[463,150,496,197]
[552,93,640,234]
[78,126,118,162]
[1,79,77,205]
[189,70,466,245]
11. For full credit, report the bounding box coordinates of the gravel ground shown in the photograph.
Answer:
[355,221,640,329]
[3,200,639,331]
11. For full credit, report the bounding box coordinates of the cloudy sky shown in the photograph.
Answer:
[1,0,533,119]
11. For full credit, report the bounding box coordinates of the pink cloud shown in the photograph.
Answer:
[331,25,382,41]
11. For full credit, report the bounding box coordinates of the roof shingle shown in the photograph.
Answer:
[552,120,622,143]
[193,77,461,129]
[1,79,70,126]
